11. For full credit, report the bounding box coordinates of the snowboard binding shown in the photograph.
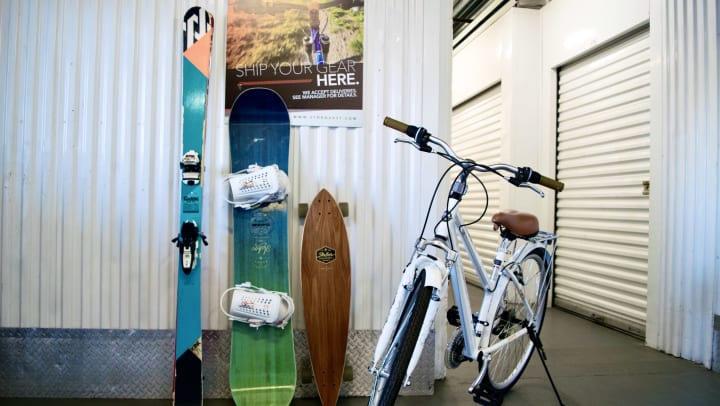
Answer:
[220,282,295,329]
[172,221,208,274]
[224,164,289,210]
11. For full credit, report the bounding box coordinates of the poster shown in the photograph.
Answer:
[226,0,365,127]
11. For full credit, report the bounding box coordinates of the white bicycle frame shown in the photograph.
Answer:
[369,196,556,392]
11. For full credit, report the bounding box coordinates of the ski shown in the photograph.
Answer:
[173,6,213,406]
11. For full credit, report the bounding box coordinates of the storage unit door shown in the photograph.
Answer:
[554,29,650,338]
[451,84,502,286]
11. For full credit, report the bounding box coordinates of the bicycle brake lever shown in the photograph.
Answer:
[518,183,545,198]
[394,138,426,151]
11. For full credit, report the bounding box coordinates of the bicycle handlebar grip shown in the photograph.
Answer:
[538,175,565,192]
[526,169,564,191]
[383,116,410,134]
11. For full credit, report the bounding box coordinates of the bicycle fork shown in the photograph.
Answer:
[369,252,450,386]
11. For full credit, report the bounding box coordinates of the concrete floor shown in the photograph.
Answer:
[3,303,720,405]
[309,307,720,405]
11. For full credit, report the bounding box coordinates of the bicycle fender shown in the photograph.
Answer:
[371,265,418,368]
[412,255,446,289]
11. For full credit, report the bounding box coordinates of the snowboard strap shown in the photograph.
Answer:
[172,221,208,275]
[220,282,295,329]
[224,164,290,210]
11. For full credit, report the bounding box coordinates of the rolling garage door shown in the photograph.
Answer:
[554,29,650,337]
[451,84,502,286]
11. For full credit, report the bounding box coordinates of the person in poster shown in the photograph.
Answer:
[226,0,364,126]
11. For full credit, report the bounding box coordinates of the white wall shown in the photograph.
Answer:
[452,8,547,224]
[646,0,719,369]
[541,0,650,67]
[0,0,452,331]
[454,0,719,368]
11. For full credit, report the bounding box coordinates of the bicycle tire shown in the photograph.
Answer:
[483,247,551,392]
[369,270,433,406]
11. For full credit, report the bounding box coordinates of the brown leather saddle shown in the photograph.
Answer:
[491,210,539,239]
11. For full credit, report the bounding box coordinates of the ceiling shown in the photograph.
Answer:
[452,0,550,45]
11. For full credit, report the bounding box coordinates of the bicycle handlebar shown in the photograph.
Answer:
[383,116,412,134]
[383,116,565,193]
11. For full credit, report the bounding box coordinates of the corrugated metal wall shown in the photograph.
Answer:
[0,0,452,331]
[1,0,190,329]
[646,0,719,368]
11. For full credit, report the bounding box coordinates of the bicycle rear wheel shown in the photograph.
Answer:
[369,270,433,406]
[484,247,551,391]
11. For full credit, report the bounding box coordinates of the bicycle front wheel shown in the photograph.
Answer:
[369,270,433,406]
[484,247,551,392]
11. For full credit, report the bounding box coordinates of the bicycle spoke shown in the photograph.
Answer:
[484,248,549,391]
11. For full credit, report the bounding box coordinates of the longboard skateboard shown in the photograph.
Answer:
[301,189,351,405]
[228,88,295,405]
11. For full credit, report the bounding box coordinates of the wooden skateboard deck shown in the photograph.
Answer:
[228,88,295,405]
[301,189,351,405]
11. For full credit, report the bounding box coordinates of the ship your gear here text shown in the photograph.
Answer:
[233,60,360,87]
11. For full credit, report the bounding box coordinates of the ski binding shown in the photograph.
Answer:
[180,150,202,185]
[172,220,208,274]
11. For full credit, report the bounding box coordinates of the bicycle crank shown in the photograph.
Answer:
[445,328,470,369]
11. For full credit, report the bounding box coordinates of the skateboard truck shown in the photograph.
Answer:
[220,282,295,329]
[172,221,208,274]
[300,356,354,384]
[298,201,349,218]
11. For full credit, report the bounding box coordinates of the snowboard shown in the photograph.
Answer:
[172,6,213,406]
[228,88,295,405]
[301,189,351,405]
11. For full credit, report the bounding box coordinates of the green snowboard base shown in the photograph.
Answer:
[229,322,295,403]
[228,88,295,405]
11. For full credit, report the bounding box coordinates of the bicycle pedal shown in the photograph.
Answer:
[471,383,505,405]
[447,305,461,327]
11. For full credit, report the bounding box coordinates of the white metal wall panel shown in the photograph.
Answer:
[450,84,502,286]
[646,0,719,368]
[0,0,194,329]
[554,29,651,337]
[0,0,452,330]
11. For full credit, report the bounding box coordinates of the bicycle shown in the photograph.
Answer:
[302,2,330,65]
[368,117,565,405]
[302,0,364,65]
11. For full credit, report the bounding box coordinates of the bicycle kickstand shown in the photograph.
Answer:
[527,326,565,406]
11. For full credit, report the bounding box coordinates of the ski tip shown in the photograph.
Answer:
[183,7,214,54]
